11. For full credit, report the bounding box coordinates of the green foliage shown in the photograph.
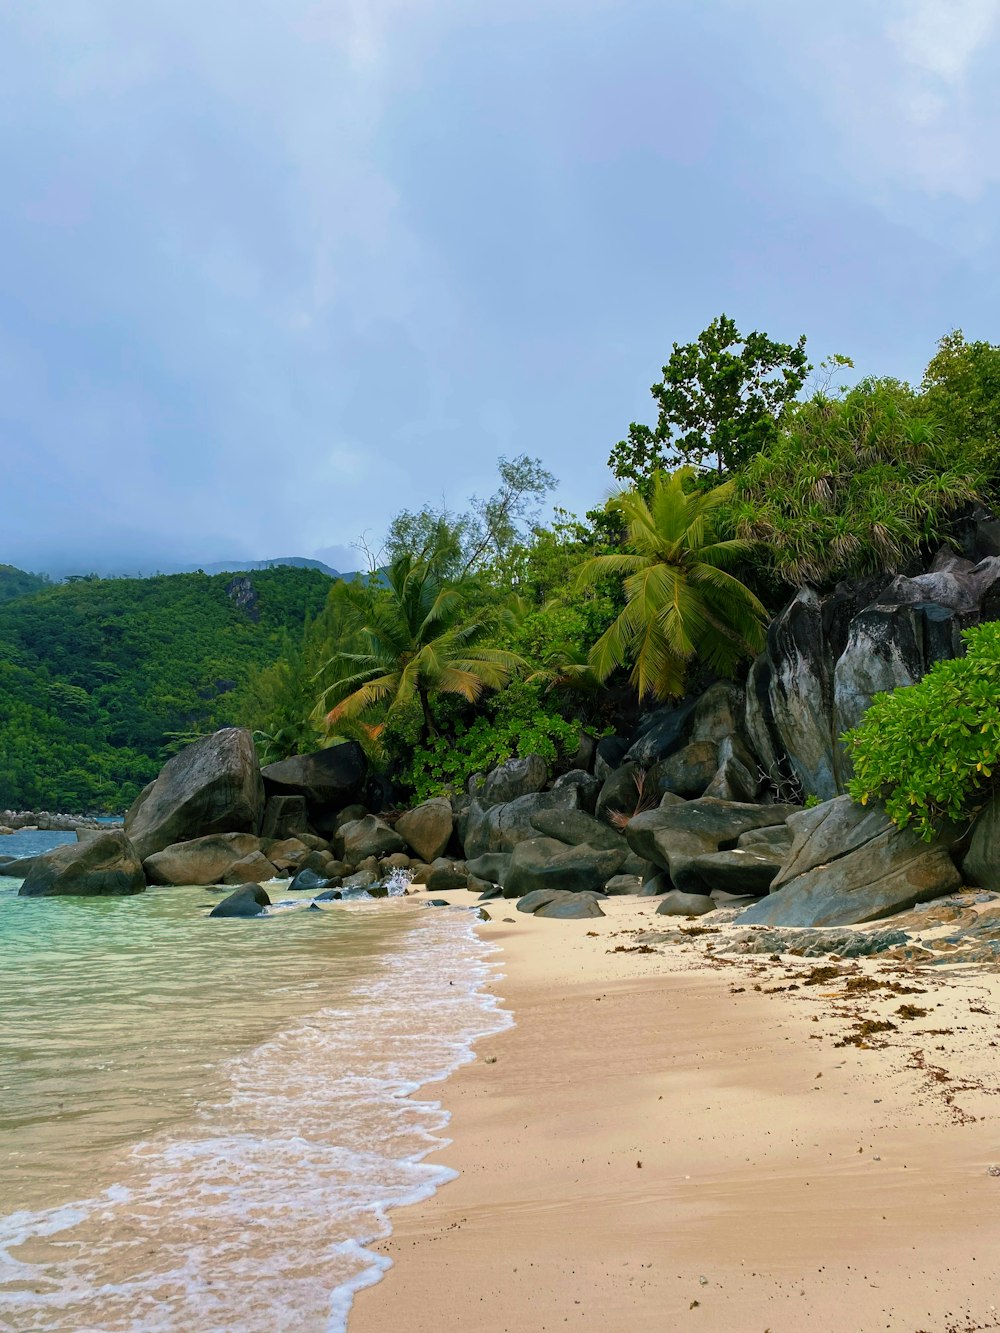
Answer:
[577,468,767,701]
[0,564,49,605]
[728,378,985,588]
[609,314,810,482]
[0,567,331,811]
[392,680,581,801]
[319,542,525,743]
[845,621,1000,841]
[922,329,1000,497]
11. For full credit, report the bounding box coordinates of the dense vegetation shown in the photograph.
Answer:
[0,568,331,811]
[5,319,1000,814]
[0,564,49,606]
[846,621,1000,840]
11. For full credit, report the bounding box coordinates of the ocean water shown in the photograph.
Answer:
[0,832,509,1331]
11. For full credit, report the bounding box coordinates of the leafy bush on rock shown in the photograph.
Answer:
[845,621,1000,840]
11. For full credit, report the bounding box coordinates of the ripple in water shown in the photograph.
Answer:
[0,887,510,1332]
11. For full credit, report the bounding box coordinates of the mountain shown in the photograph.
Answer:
[0,566,333,813]
[172,556,345,578]
[0,564,50,606]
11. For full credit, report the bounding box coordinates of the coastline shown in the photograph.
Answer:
[352,893,1000,1333]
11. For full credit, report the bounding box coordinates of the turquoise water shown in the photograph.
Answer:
[0,849,508,1331]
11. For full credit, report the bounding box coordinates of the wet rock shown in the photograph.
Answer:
[18,832,145,898]
[288,867,334,893]
[424,860,469,891]
[222,852,279,885]
[264,837,312,872]
[335,815,406,863]
[208,883,271,918]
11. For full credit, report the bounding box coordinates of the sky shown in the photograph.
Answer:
[3,0,1000,577]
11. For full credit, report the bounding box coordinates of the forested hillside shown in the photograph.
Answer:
[0,567,332,812]
[0,564,49,605]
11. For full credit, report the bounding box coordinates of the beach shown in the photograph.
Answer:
[352,894,1000,1333]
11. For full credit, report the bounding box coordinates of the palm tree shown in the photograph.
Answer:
[576,468,766,700]
[318,551,525,743]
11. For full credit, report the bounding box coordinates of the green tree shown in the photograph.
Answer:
[609,315,810,482]
[319,549,525,743]
[728,378,984,588]
[922,329,1000,494]
[576,468,767,700]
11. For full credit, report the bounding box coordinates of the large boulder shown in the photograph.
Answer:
[594,735,629,781]
[552,769,602,814]
[624,698,698,766]
[261,742,368,829]
[739,795,962,927]
[208,883,270,918]
[503,837,627,899]
[594,763,645,826]
[260,795,310,842]
[335,815,406,863]
[143,833,262,886]
[688,848,780,896]
[646,742,719,799]
[222,852,279,885]
[963,791,1000,892]
[517,888,606,918]
[528,807,626,852]
[19,832,145,897]
[655,891,715,917]
[462,786,581,860]
[395,798,453,863]
[702,736,761,804]
[480,755,547,808]
[125,728,264,861]
[624,798,797,894]
[464,852,512,885]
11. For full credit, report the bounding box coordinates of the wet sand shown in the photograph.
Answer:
[352,894,1000,1333]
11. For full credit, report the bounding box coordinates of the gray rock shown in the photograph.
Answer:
[655,891,715,916]
[209,883,271,918]
[535,896,606,919]
[714,926,910,958]
[260,795,310,842]
[603,874,644,895]
[737,823,794,857]
[261,741,368,811]
[963,791,1000,892]
[288,867,334,893]
[464,852,512,885]
[690,682,746,746]
[625,798,796,892]
[516,887,569,914]
[689,848,779,896]
[503,837,627,899]
[529,807,626,852]
[625,698,698,766]
[264,837,312,871]
[740,795,961,927]
[702,735,762,804]
[335,815,406,863]
[395,798,453,863]
[125,727,264,861]
[478,885,505,901]
[594,763,645,825]
[481,755,547,808]
[341,869,378,890]
[640,873,673,896]
[594,735,629,781]
[646,741,719,799]
[462,785,581,860]
[0,855,38,878]
[552,769,602,813]
[143,832,262,887]
[18,831,145,898]
[425,861,469,891]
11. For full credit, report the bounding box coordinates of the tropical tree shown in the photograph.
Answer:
[576,468,767,700]
[318,549,525,743]
[608,315,810,482]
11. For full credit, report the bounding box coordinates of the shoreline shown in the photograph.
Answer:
[351,893,1000,1333]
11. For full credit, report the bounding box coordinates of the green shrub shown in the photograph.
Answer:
[844,620,1000,840]
[394,680,581,802]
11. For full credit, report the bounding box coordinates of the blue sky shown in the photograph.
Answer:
[3,0,1000,576]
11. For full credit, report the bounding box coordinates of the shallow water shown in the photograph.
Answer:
[0,867,509,1330]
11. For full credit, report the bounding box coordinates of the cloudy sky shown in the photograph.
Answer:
[3,0,1000,576]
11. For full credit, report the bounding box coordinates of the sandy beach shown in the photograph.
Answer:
[352,893,1000,1333]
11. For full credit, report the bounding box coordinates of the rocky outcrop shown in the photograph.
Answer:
[655,890,715,916]
[335,815,405,863]
[261,742,368,831]
[963,791,1000,892]
[502,837,627,899]
[143,832,262,886]
[689,847,781,896]
[208,883,270,918]
[222,852,279,885]
[625,798,796,894]
[528,807,626,852]
[516,888,606,918]
[395,798,453,863]
[18,831,145,897]
[739,795,961,927]
[462,786,581,860]
[479,755,547,808]
[260,795,310,842]
[125,728,264,861]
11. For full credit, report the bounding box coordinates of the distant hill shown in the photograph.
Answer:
[174,556,345,578]
[0,566,333,813]
[0,564,50,606]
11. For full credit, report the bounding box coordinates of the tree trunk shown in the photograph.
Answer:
[417,684,437,744]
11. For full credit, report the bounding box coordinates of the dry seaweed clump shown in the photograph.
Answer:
[835,1018,898,1048]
